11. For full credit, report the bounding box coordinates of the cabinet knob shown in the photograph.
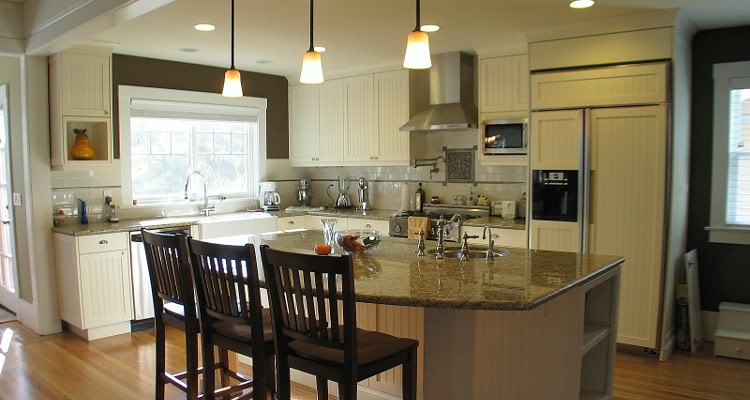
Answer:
[289,221,294,225]
[99,239,108,245]
[104,111,109,115]
[365,224,372,228]
[737,347,744,354]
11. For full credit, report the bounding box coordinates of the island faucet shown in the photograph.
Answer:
[482,226,499,260]
[459,232,480,261]
[434,214,464,260]
[184,170,216,216]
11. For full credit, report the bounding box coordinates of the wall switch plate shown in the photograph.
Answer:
[12,193,22,207]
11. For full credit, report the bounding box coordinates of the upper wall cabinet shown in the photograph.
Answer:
[49,47,114,168]
[479,54,529,114]
[289,69,427,167]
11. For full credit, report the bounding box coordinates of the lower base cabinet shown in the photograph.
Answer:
[54,232,134,341]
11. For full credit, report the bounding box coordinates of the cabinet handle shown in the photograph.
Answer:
[99,240,108,245]
[365,224,372,228]
[104,111,109,115]
[289,221,294,225]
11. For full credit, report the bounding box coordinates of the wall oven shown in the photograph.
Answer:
[481,118,528,155]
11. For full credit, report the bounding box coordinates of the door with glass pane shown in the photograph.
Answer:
[0,85,17,312]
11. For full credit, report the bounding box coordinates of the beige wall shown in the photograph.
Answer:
[0,55,32,303]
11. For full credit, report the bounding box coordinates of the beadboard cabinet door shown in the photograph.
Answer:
[374,70,410,164]
[79,250,134,329]
[318,80,346,163]
[290,84,321,165]
[511,54,530,112]
[480,56,513,113]
[530,109,584,170]
[61,53,111,117]
[344,74,377,163]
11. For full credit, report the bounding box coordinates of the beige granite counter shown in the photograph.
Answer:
[271,208,398,221]
[254,230,622,311]
[464,216,526,230]
[52,217,200,236]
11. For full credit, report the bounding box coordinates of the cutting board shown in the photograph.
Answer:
[407,217,430,240]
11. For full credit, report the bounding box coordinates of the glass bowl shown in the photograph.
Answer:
[335,230,382,254]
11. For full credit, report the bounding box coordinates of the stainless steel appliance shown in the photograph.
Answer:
[296,179,312,206]
[130,226,192,328]
[389,204,489,242]
[260,181,281,211]
[531,170,579,222]
[357,177,370,210]
[334,177,352,209]
[481,118,528,155]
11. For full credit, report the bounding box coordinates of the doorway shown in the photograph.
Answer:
[0,84,18,314]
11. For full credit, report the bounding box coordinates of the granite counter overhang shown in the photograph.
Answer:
[257,231,622,312]
[52,217,201,236]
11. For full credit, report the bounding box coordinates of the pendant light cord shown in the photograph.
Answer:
[308,0,314,51]
[230,0,235,69]
[415,0,421,31]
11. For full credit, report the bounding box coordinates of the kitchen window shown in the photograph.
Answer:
[119,86,267,206]
[709,61,750,244]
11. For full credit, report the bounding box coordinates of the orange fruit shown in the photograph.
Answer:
[314,243,332,255]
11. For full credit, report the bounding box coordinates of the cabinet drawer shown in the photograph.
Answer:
[78,232,128,254]
[347,218,390,234]
[464,226,528,248]
[714,334,750,361]
[277,217,307,231]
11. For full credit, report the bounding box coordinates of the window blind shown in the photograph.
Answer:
[129,98,258,123]
[727,88,750,225]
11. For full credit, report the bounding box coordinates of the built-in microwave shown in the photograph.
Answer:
[481,118,528,155]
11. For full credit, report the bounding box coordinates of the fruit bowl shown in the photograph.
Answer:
[335,230,382,254]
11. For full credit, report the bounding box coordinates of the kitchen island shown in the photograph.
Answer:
[218,231,623,400]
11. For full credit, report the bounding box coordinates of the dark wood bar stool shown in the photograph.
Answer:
[142,229,221,400]
[260,245,419,400]
[185,238,275,400]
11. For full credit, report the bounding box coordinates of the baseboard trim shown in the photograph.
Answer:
[63,321,131,341]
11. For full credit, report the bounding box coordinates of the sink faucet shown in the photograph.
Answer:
[184,171,216,216]
[459,232,479,261]
[482,226,499,260]
[434,214,464,260]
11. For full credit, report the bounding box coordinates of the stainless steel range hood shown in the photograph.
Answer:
[400,52,478,132]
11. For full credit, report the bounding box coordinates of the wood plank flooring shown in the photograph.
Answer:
[0,321,748,399]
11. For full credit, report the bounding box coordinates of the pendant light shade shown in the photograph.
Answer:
[403,0,431,69]
[223,0,243,97]
[300,50,324,84]
[300,0,324,84]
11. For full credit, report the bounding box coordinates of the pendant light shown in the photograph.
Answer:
[222,0,243,97]
[300,0,324,84]
[403,0,431,69]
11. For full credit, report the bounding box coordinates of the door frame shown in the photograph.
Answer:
[0,84,18,313]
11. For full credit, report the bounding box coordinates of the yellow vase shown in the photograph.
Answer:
[71,130,95,160]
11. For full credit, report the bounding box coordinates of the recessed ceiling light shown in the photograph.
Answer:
[194,23,216,32]
[420,24,440,33]
[569,0,594,9]
[314,46,326,53]
[256,60,274,64]
[178,48,199,53]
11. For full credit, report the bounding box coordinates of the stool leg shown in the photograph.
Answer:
[155,321,166,400]
[338,378,356,400]
[186,327,200,400]
[203,336,216,400]
[402,348,417,400]
[276,354,291,400]
[219,349,231,400]
[316,377,328,400]
[264,354,276,400]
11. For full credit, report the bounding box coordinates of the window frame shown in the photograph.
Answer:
[708,61,750,244]
[118,85,267,208]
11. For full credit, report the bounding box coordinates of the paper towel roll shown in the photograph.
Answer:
[400,183,411,212]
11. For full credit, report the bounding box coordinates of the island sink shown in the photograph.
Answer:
[426,248,508,259]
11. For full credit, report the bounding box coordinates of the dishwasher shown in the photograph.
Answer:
[130,226,192,330]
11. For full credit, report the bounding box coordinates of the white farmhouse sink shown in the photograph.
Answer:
[196,212,277,239]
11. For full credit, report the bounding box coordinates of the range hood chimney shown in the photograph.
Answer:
[400,52,477,132]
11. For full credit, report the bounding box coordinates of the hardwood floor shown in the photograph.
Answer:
[0,321,748,399]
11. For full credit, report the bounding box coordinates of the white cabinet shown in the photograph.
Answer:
[305,215,348,231]
[318,80,346,163]
[344,74,377,163]
[49,47,114,169]
[54,232,133,341]
[290,84,320,165]
[60,53,112,117]
[479,54,529,114]
[530,220,580,252]
[374,70,411,163]
[277,216,307,231]
[530,109,584,170]
[347,218,390,234]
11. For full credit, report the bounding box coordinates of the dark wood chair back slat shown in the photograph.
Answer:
[260,246,357,359]
[186,238,265,339]
[142,229,195,314]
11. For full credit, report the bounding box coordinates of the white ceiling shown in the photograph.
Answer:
[93,0,750,80]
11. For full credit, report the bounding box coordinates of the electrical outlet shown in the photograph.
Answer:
[12,193,22,207]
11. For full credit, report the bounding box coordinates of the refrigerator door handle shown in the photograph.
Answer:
[581,108,592,255]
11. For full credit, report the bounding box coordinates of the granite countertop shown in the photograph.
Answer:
[252,231,623,311]
[52,216,201,236]
[464,217,526,230]
[271,208,398,221]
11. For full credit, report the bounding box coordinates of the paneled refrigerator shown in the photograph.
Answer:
[529,105,669,350]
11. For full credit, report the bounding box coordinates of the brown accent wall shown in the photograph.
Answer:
[689,25,750,311]
[112,54,288,158]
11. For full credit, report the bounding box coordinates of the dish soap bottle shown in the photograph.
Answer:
[415,183,426,212]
